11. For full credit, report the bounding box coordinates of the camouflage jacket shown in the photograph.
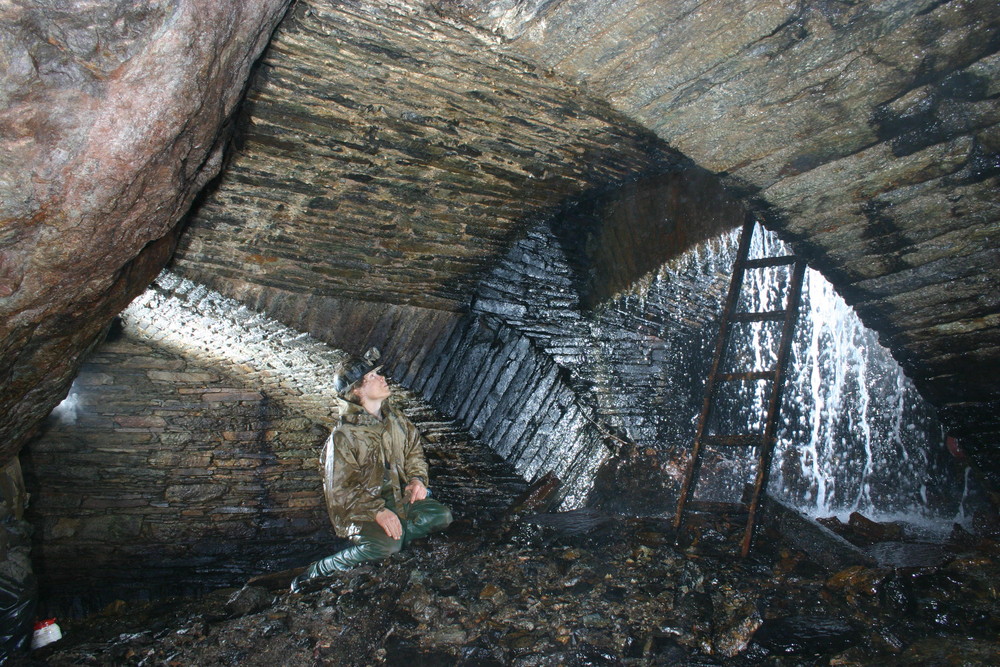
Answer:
[321,397,430,538]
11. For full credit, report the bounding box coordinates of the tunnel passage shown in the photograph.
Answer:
[2,0,998,661]
[14,166,990,662]
[22,163,991,623]
[429,175,984,527]
[3,1,998,571]
[23,274,525,617]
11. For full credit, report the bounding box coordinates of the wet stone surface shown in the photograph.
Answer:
[19,364,1000,666]
[26,502,1000,666]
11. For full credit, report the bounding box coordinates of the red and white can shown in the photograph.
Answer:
[31,618,62,650]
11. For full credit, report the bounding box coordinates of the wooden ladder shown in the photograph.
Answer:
[673,216,806,557]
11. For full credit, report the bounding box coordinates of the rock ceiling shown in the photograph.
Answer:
[171,0,679,310]
[1,0,998,484]
[443,0,1000,457]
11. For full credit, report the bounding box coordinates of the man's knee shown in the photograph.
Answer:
[380,535,404,556]
[357,527,403,559]
[409,499,453,533]
[438,505,453,529]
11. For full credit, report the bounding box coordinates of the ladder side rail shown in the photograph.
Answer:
[740,258,807,556]
[674,216,757,531]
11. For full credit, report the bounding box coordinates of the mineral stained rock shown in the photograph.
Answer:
[0,0,291,464]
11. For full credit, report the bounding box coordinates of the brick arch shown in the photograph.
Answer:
[446,0,1000,488]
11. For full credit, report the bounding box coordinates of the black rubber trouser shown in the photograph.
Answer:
[304,484,452,579]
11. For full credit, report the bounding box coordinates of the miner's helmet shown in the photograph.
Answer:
[332,347,383,397]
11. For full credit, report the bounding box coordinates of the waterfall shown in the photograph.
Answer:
[710,226,976,530]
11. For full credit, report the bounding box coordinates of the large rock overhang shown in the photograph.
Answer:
[0,0,293,464]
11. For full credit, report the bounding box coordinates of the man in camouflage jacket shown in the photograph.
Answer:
[292,351,452,591]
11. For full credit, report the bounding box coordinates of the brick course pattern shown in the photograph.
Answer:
[26,276,340,611]
[26,272,526,615]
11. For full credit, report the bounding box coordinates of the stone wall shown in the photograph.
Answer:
[412,312,612,508]
[24,332,334,615]
[197,281,463,392]
[24,274,350,614]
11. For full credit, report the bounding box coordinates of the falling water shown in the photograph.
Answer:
[51,388,81,425]
[471,215,980,527]
[711,225,976,531]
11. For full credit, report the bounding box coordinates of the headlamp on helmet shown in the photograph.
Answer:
[332,347,382,396]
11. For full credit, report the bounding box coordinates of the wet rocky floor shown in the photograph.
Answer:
[19,391,1000,666]
[23,508,1000,666]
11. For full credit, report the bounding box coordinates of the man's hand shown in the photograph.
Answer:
[404,478,427,503]
[375,508,402,540]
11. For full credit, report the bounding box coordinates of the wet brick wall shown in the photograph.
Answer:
[407,177,741,510]
[24,333,334,616]
[201,282,464,393]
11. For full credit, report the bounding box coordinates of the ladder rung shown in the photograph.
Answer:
[702,434,762,447]
[687,500,749,514]
[744,256,797,269]
[716,370,774,382]
[732,310,786,322]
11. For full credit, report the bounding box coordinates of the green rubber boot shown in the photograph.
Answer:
[291,498,452,592]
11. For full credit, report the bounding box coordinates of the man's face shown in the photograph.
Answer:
[354,369,391,402]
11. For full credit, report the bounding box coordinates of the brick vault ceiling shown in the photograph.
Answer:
[175,0,1000,480]
[170,0,681,311]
